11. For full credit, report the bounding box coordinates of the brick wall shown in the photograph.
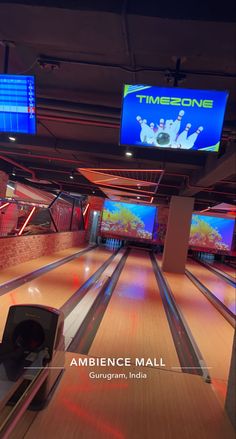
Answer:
[0,230,86,270]
[0,171,8,198]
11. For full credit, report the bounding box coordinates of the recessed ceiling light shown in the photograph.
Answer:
[137,196,140,199]
[12,171,16,176]
[125,151,133,157]
[8,136,16,142]
[70,175,74,180]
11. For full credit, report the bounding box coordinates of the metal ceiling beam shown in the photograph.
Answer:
[180,142,236,196]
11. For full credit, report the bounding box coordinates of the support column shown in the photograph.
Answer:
[225,331,236,429]
[0,171,8,198]
[162,196,194,274]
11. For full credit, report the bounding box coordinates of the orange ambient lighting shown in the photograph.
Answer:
[18,207,36,236]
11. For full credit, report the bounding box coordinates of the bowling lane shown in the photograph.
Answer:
[186,259,236,314]
[0,247,113,340]
[89,249,180,369]
[211,261,236,280]
[156,256,234,402]
[0,244,89,285]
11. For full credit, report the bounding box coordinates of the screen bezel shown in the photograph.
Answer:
[100,199,157,241]
[0,74,37,135]
[119,84,229,154]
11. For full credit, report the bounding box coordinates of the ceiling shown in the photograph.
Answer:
[0,1,235,210]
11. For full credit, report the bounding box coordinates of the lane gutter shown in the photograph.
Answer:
[192,257,236,288]
[151,253,211,382]
[67,249,129,354]
[60,249,120,318]
[0,245,96,297]
[185,268,235,328]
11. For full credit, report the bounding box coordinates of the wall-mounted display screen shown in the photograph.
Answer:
[0,75,36,134]
[100,200,157,240]
[189,214,235,251]
[120,84,228,152]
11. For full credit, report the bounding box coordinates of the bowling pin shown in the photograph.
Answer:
[164,119,173,135]
[176,123,192,147]
[169,110,185,139]
[158,118,165,131]
[185,126,203,149]
[137,116,154,144]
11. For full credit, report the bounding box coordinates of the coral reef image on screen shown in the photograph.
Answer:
[101,200,157,240]
[189,214,235,251]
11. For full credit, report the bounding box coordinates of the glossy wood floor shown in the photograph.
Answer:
[212,262,236,280]
[186,259,236,314]
[0,244,90,284]
[0,247,112,340]
[157,256,234,405]
[0,245,88,285]
[4,353,235,439]
[0,248,235,438]
[90,249,180,369]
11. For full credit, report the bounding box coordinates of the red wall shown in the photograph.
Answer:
[0,230,86,270]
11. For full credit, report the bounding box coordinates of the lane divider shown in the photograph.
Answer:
[192,257,236,288]
[67,249,129,354]
[185,268,235,328]
[61,250,120,318]
[0,245,97,297]
[151,253,211,383]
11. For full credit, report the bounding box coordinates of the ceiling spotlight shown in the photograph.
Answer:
[137,196,140,199]
[69,174,74,180]
[8,136,16,142]
[125,151,133,157]
[12,170,16,176]
[92,190,95,194]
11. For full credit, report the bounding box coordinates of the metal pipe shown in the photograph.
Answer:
[38,114,118,129]
[0,155,36,180]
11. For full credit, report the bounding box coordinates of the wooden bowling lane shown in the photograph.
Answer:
[157,257,234,404]
[186,259,236,315]
[0,244,89,285]
[6,353,235,439]
[89,249,180,370]
[0,247,113,341]
[212,262,236,280]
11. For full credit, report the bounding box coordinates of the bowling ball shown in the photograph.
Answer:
[156,132,170,146]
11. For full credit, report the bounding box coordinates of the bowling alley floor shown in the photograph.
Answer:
[0,247,235,438]
[3,353,235,439]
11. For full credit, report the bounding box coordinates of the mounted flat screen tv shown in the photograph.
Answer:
[189,214,235,251]
[0,74,36,134]
[120,85,228,152]
[100,200,157,240]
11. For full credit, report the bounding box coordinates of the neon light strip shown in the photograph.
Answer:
[83,203,90,217]
[200,208,211,213]
[18,207,36,236]
[0,202,10,210]
[79,168,164,172]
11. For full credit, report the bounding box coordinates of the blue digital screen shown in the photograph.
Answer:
[120,85,228,152]
[0,75,36,134]
[101,200,157,240]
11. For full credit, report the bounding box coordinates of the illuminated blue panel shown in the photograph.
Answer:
[0,75,36,134]
[120,84,228,152]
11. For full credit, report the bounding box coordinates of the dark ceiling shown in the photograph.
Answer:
[0,0,235,210]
